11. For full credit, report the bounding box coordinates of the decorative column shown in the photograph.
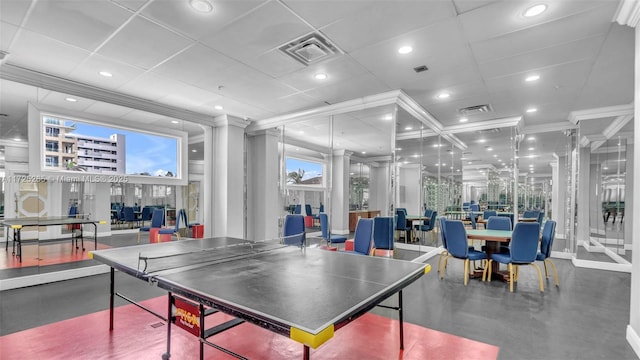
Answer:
[331,149,351,235]
[212,115,250,238]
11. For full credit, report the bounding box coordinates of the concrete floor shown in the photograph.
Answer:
[0,233,638,360]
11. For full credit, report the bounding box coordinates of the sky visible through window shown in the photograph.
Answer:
[71,121,177,176]
[286,158,322,183]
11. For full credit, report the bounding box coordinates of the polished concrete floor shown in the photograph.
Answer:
[0,233,638,359]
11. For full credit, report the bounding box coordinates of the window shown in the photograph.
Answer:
[285,158,323,186]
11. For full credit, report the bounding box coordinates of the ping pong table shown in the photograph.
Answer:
[90,237,431,359]
[2,216,104,262]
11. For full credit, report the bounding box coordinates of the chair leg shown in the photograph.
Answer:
[463,259,469,286]
[137,231,140,244]
[530,263,545,292]
[543,261,549,278]
[546,259,559,287]
[508,263,514,292]
[440,255,451,279]
[486,260,493,282]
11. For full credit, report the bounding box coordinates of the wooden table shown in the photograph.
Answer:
[466,229,512,280]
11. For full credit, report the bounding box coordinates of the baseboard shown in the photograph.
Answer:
[627,325,640,359]
[0,265,110,291]
[571,256,631,273]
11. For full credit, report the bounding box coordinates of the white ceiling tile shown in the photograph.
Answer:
[199,1,314,64]
[304,73,391,105]
[97,16,193,70]
[320,1,455,53]
[152,43,242,86]
[83,101,134,119]
[200,97,270,121]
[7,28,91,76]
[25,0,132,51]
[111,0,148,12]
[67,54,145,90]
[282,0,373,28]
[156,85,222,109]
[0,0,32,25]
[220,78,299,112]
[477,36,605,80]
[245,49,305,78]
[117,72,180,101]
[459,1,613,43]
[141,0,265,40]
[1,21,19,51]
[277,55,369,92]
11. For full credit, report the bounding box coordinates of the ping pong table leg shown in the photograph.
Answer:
[93,223,98,250]
[163,292,174,360]
[303,345,310,360]
[399,290,404,350]
[110,267,115,330]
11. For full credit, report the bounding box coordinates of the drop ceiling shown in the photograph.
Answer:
[0,0,634,174]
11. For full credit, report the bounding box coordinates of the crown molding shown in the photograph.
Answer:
[614,0,640,27]
[521,121,578,134]
[213,114,251,129]
[568,103,634,124]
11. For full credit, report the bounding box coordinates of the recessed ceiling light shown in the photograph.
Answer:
[486,147,493,151]
[383,114,393,121]
[65,97,77,102]
[191,149,197,153]
[314,73,328,80]
[528,147,535,151]
[362,151,366,154]
[493,154,498,157]
[436,92,450,99]
[527,136,536,141]
[171,120,179,124]
[99,71,113,77]
[214,105,223,110]
[190,0,213,13]
[478,139,486,143]
[526,108,537,113]
[405,126,412,130]
[398,45,413,54]
[13,137,21,142]
[459,117,468,123]
[524,4,547,17]
[525,75,540,82]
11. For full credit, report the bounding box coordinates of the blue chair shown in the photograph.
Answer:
[487,216,512,231]
[372,216,394,256]
[537,220,559,287]
[283,214,306,247]
[441,220,487,286]
[486,222,544,292]
[536,211,544,224]
[178,209,200,228]
[395,209,411,243]
[417,210,438,243]
[482,211,497,229]
[158,212,182,242]
[345,218,374,256]
[313,204,323,227]
[294,205,302,214]
[138,208,164,243]
[437,216,449,273]
[319,213,347,247]
[468,212,477,229]
[140,206,152,227]
[470,204,480,212]
[123,206,137,229]
[523,210,539,220]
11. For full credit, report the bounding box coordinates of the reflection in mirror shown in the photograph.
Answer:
[349,162,369,211]
[586,134,629,263]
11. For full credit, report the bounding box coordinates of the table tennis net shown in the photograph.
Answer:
[137,237,303,274]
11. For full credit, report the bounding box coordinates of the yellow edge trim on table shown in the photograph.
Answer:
[10,225,23,229]
[88,251,94,259]
[290,324,334,349]
[424,264,432,274]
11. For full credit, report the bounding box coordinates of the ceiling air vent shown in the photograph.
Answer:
[478,128,501,134]
[413,65,428,73]
[279,32,343,66]
[459,104,493,115]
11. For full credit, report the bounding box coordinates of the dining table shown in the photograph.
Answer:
[466,229,512,280]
